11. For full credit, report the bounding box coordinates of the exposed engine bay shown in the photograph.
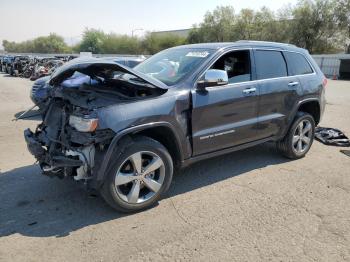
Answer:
[24,99,115,180]
[24,59,168,181]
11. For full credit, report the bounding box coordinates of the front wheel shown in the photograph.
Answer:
[277,112,315,159]
[101,136,173,212]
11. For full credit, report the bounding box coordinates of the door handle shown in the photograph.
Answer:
[242,88,256,95]
[288,81,299,87]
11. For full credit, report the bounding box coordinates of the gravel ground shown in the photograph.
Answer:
[0,73,349,262]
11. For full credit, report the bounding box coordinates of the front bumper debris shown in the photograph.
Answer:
[24,129,84,177]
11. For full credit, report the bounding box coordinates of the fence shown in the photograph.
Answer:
[312,54,350,79]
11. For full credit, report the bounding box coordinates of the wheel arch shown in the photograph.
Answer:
[95,122,184,187]
[134,126,182,168]
[297,100,321,126]
[280,98,320,140]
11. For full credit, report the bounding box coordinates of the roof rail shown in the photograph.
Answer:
[236,40,297,47]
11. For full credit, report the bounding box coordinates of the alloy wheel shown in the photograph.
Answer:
[114,151,165,204]
[292,119,313,154]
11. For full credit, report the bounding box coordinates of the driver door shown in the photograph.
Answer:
[191,50,259,156]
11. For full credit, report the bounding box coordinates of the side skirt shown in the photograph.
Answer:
[180,137,273,168]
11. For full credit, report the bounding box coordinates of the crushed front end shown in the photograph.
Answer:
[24,58,168,184]
[24,99,114,181]
[24,93,115,183]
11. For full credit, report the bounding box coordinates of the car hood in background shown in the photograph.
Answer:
[34,75,50,86]
[49,58,168,89]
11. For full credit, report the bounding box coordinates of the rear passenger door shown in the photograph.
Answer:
[253,49,301,139]
[283,51,316,95]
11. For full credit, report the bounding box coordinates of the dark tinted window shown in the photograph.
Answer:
[255,50,287,80]
[211,50,251,84]
[284,52,313,75]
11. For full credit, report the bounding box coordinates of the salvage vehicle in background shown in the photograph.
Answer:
[30,58,64,80]
[21,57,37,78]
[1,55,8,72]
[0,55,6,72]
[5,55,28,75]
[12,56,31,76]
[24,41,326,212]
[3,56,15,74]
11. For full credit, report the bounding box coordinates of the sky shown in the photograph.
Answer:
[0,0,297,46]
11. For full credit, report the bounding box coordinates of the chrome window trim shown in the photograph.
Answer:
[193,47,317,90]
[204,73,315,91]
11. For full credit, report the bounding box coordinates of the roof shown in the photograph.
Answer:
[172,41,303,52]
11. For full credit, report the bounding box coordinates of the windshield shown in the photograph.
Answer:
[134,48,214,86]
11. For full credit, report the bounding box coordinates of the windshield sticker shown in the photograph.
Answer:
[186,51,210,58]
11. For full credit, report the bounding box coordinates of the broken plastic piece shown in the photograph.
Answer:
[315,127,350,147]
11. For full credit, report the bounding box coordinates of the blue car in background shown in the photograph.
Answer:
[30,56,145,110]
[1,56,15,74]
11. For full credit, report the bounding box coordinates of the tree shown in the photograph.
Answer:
[78,28,106,53]
[2,34,70,53]
[100,34,141,54]
[188,6,236,43]
[233,8,255,40]
[142,33,186,54]
[253,7,287,42]
[187,1,347,53]
[289,0,344,53]
[32,34,70,53]
[334,0,350,52]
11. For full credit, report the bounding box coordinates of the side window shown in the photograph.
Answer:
[255,50,287,80]
[284,52,314,75]
[211,50,251,84]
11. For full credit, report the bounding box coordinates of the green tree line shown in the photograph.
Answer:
[188,0,350,53]
[2,0,350,55]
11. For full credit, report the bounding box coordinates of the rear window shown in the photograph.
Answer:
[255,50,287,80]
[284,52,314,75]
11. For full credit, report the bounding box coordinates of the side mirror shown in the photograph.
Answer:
[197,69,228,90]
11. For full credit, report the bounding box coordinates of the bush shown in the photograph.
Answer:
[2,34,71,53]
[142,33,187,54]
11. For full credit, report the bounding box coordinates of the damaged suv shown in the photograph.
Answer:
[24,41,326,212]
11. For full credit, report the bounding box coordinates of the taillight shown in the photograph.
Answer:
[322,77,328,88]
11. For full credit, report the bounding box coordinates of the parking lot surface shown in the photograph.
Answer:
[0,74,350,262]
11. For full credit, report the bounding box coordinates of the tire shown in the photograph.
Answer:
[101,136,174,212]
[24,70,32,78]
[277,112,315,159]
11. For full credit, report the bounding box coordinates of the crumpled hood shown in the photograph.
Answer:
[49,58,168,90]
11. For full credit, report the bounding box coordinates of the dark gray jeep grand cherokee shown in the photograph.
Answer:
[24,41,326,212]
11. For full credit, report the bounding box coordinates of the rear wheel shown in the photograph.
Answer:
[277,112,315,159]
[101,136,173,212]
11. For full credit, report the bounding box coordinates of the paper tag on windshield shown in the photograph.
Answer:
[186,51,209,58]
